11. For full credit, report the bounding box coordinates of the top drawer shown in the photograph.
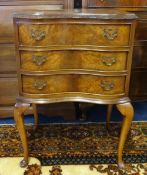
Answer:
[87,0,147,8]
[18,23,131,47]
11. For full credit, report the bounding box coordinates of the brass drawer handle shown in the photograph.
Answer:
[101,56,116,66]
[32,55,47,66]
[31,29,46,41]
[103,28,118,40]
[100,80,114,91]
[34,80,47,90]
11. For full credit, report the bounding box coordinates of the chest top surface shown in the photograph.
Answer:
[13,9,137,20]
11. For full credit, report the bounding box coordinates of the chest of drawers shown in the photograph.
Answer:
[13,9,137,168]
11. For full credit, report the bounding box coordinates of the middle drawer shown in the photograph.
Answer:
[20,50,128,71]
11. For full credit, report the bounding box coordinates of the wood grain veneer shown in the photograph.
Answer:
[18,23,130,46]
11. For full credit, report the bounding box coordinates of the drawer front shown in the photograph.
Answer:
[0,5,63,43]
[20,51,128,71]
[87,0,147,8]
[18,24,131,46]
[22,75,125,95]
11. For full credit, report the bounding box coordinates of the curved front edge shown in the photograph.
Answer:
[16,95,130,105]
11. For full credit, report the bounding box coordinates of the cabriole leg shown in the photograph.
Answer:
[14,102,30,168]
[116,102,134,169]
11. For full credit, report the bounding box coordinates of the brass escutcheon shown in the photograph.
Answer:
[32,55,47,66]
[103,28,118,40]
[31,29,46,41]
[100,80,114,91]
[34,80,47,90]
[101,56,116,66]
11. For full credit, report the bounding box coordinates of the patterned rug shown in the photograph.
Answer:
[0,122,147,165]
[0,158,147,175]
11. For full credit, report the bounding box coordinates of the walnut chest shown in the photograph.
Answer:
[14,9,137,104]
[13,9,137,168]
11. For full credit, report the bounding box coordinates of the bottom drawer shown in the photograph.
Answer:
[22,75,126,96]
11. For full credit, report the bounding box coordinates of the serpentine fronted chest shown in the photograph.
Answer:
[13,9,137,168]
